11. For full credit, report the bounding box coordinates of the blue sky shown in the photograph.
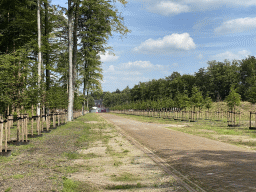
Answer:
[51,0,256,92]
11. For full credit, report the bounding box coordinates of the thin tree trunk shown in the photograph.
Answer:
[82,77,86,115]
[44,1,50,92]
[72,2,78,95]
[87,90,89,110]
[44,0,50,117]
[68,0,73,121]
[37,0,42,116]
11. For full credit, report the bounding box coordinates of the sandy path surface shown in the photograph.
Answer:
[100,113,256,192]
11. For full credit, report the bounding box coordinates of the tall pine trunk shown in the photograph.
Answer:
[72,2,78,96]
[67,0,73,121]
[82,77,86,115]
[37,0,42,116]
[44,0,50,116]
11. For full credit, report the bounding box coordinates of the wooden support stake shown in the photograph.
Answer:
[26,115,28,141]
[58,113,60,126]
[31,105,34,136]
[250,112,252,128]
[0,122,3,152]
[17,111,20,142]
[41,108,44,132]
[255,112,256,128]
[7,105,10,141]
[21,114,24,142]
[53,114,56,128]
[5,121,8,152]
[234,107,236,126]
[41,115,44,132]
[7,115,10,141]
[37,116,40,135]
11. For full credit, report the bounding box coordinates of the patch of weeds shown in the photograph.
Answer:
[153,183,159,188]
[62,174,99,191]
[0,156,13,163]
[10,150,20,156]
[62,177,79,192]
[49,176,57,180]
[4,187,12,192]
[169,177,177,186]
[63,166,79,174]
[113,161,123,166]
[12,174,24,179]
[82,153,99,160]
[123,149,129,153]
[106,182,145,190]
[56,158,67,163]
[238,140,256,147]
[93,166,105,173]
[111,172,140,182]
[17,143,35,150]
[62,152,80,160]
[106,145,127,158]
[102,135,111,144]
[85,165,93,172]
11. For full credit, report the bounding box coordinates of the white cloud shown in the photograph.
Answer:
[133,33,196,54]
[148,1,190,16]
[211,50,251,61]
[215,17,256,34]
[122,60,168,71]
[99,51,119,62]
[140,0,256,15]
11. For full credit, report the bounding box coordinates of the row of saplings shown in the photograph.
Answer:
[112,107,242,126]
[0,105,82,156]
[111,87,256,129]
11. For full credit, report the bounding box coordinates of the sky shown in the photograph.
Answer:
[51,0,256,92]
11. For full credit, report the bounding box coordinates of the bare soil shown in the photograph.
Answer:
[69,121,186,191]
[100,113,256,192]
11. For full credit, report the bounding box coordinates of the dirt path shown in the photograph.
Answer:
[100,113,256,192]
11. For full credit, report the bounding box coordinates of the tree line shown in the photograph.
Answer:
[103,56,256,109]
[0,0,129,120]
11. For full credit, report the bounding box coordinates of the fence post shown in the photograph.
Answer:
[21,112,24,142]
[17,110,20,142]
[25,115,28,142]
[31,105,34,136]
[58,112,60,126]
[250,112,251,128]
[5,120,7,152]
[0,121,3,152]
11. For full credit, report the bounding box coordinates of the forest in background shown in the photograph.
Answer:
[103,56,256,110]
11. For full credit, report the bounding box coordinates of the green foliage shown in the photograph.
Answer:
[204,93,213,109]
[175,91,190,109]
[239,56,256,100]
[190,86,204,109]
[225,86,241,109]
[247,86,256,104]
